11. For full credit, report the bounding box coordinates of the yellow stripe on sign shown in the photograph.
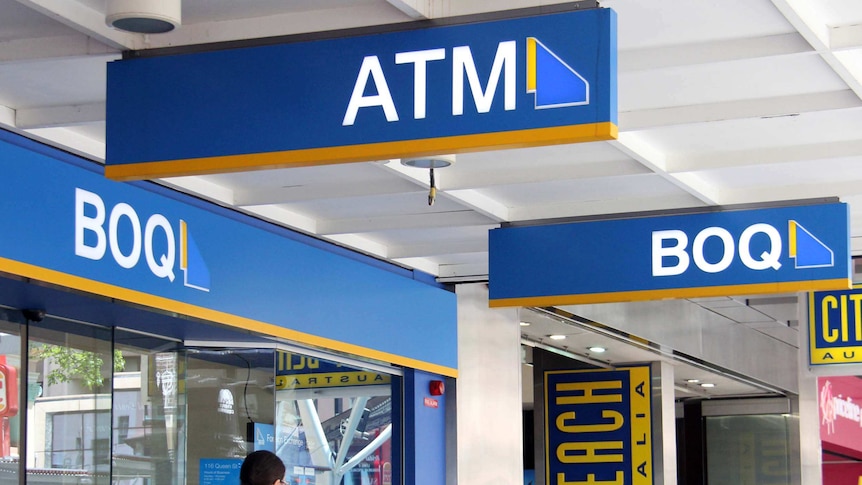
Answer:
[526,37,537,91]
[104,122,619,181]
[627,366,652,485]
[788,220,797,258]
[811,346,862,364]
[275,371,391,390]
[489,278,852,308]
[180,220,188,269]
[0,256,458,378]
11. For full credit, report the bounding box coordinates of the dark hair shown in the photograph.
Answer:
[240,450,285,485]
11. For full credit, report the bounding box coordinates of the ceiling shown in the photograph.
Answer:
[3,0,862,401]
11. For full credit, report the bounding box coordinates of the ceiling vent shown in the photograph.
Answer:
[106,0,181,34]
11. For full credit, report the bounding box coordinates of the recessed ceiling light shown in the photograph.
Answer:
[588,346,606,353]
[700,383,715,388]
[520,321,531,326]
[549,334,566,340]
[686,379,700,384]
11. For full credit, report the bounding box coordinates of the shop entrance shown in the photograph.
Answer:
[0,310,399,485]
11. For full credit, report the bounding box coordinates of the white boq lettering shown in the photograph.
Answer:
[75,188,107,261]
[652,230,690,276]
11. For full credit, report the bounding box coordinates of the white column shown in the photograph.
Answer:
[452,283,523,485]
[796,292,822,485]
[652,361,678,485]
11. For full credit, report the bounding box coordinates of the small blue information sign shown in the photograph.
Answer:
[253,423,276,452]
[200,458,243,485]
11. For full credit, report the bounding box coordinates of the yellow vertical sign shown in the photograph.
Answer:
[544,366,652,485]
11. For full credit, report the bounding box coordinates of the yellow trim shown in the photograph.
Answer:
[0,257,457,378]
[489,278,852,308]
[180,220,188,269]
[811,346,862,364]
[809,290,817,361]
[526,37,537,92]
[104,122,619,181]
[788,220,797,258]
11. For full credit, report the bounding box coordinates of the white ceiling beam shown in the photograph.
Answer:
[392,256,441,277]
[619,33,811,72]
[830,24,862,51]
[234,179,422,206]
[430,160,649,190]
[317,211,494,235]
[241,205,318,235]
[610,132,720,205]
[385,0,431,19]
[620,90,862,131]
[15,102,105,129]
[14,0,141,50]
[508,193,706,221]
[324,234,389,259]
[24,126,105,159]
[441,189,509,222]
[770,0,862,100]
[437,261,488,279]
[721,179,862,205]
[666,139,862,173]
[0,34,117,63]
[142,5,410,49]
[378,160,510,221]
[387,238,489,259]
[163,177,323,236]
[0,104,15,127]
[159,176,237,206]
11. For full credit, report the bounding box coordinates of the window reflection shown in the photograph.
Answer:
[28,318,113,485]
[275,352,395,485]
[112,332,185,485]
[0,313,22,485]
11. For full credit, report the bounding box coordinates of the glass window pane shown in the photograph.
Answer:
[275,351,398,485]
[705,414,792,485]
[0,312,23,485]
[28,317,112,485]
[113,330,185,485]
[184,348,274,484]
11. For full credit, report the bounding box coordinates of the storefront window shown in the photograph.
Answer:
[275,351,397,485]
[0,310,22,485]
[705,414,792,485]
[112,330,186,485]
[184,348,275,483]
[28,316,114,485]
[0,317,402,485]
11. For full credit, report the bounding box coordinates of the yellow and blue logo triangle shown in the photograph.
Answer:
[789,220,834,269]
[180,220,210,292]
[526,37,589,109]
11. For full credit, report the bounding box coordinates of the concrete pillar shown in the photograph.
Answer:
[451,283,523,485]
[796,293,822,485]
[652,361,678,485]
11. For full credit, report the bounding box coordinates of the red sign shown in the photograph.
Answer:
[819,376,862,460]
[0,364,18,418]
[823,455,862,485]
[423,397,438,409]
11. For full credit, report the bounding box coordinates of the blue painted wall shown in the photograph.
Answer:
[404,369,447,485]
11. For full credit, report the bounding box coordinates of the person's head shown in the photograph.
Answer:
[240,450,286,485]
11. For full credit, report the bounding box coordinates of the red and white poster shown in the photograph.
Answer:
[819,376,862,484]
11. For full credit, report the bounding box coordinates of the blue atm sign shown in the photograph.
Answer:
[490,203,851,306]
[105,8,617,180]
[810,286,862,365]
[545,367,652,485]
